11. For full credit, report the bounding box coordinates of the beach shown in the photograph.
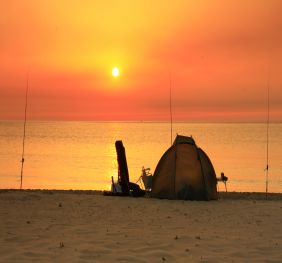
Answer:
[1,190,281,262]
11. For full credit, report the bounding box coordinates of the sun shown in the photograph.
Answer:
[112,67,119,77]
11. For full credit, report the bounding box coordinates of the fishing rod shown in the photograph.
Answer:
[265,71,270,199]
[20,71,29,190]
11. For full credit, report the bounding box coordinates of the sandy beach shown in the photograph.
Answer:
[0,190,281,262]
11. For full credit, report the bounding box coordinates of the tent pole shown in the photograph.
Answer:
[169,72,173,146]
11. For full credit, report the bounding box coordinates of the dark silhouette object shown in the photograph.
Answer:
[217,172,228,192]
[104,141,145,197]
[151,135,218,201]
[136,166,153,191]
[115,140,130,195]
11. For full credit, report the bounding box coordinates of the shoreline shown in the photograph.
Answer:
[1,189,282,200]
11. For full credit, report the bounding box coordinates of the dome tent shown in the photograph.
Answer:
[151,135,218,200]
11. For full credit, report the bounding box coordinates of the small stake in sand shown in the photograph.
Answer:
[20,71,29,190]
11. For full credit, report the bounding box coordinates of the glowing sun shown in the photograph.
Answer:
[112,67,119,77]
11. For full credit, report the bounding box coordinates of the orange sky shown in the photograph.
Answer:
[1,0,282,121]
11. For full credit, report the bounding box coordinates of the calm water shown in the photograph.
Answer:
[0,121,281,193]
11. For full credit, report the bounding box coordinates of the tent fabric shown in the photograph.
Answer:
[151,135,218,201]
[173,134,195,145]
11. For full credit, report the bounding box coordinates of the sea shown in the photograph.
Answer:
[0,121,281,193]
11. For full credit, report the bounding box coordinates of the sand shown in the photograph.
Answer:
[0,190,282,263]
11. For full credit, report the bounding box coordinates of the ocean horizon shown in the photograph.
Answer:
[1,121,281,193]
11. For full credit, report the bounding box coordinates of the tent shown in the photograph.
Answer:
[151,135,218,201]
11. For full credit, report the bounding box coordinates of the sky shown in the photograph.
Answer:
[1,0,282,121]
